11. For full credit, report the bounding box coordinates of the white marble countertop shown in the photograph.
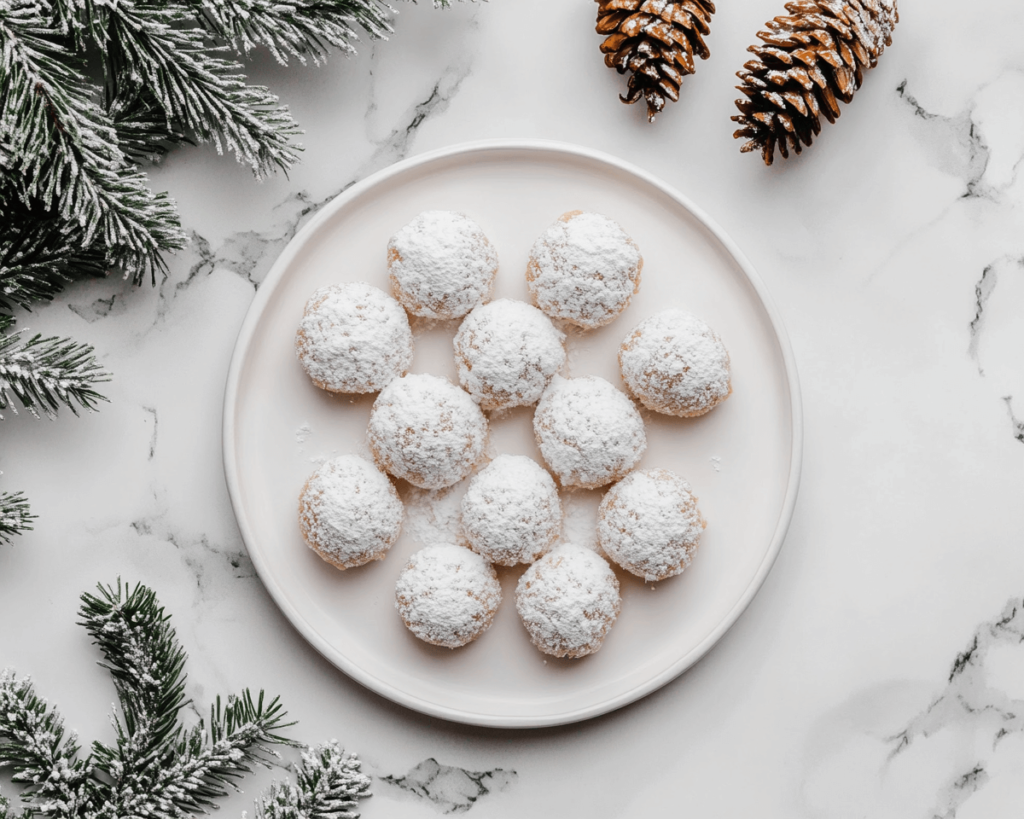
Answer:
[4,0,1024,814]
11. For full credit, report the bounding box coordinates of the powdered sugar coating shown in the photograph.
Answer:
[395,544,502,648]
[526,211,643,329]
[453,299,566,410]
[619,309,732,417]
[460,455,562,566]
[387,211,498,319]
[295,283,413,393]
[298,455,403,569]
[533,375,647,489]
[367,374,488,489]
[598,469,706,582]
[515,544,621,658]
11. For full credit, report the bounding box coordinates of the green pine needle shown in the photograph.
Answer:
[1,581,301,817]
[107,89,193,164]
[0,198,108,314]
[0,329,110,418]
[0,671,95,815]
[0,491,35,544]
[93,0,302,179]
[0,0,187,282]
[193,0,396,66]
[253,742,371,819]
[0,0,464,293]
[79,580,298,819]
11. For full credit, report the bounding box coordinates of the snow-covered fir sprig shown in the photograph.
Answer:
[0,670,96,817]
[193,0,395,66]
[0,580,301,819]
[0,328,110,419]
[89,0,302,179]
[0,200,108,314]
[0,491,35,543]
[0,0,187,282]
[249,742,371,819]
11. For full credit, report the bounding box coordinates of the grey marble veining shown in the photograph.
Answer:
[798,598,1024,817]
[377,758,517,815]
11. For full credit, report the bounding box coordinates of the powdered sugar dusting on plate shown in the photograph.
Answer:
[403,483,467,546]
[559,490,601,552]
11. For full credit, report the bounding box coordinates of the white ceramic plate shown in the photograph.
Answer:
[223,140,802,728]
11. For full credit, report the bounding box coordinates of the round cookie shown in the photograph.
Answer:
[515,544,621,659]
[395,544,502,648]
[453,299,566,411]
[295,282,413,393]
[387,211,498,319]
[598,469,706,582]
[460,454,562,566]
[526,211,642,329]
[533,375,647,489]
[367,373,488,489]
[298,455,403,569]
[618,309,732,417]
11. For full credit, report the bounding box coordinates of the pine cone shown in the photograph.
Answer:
[596,0,717,123]
[732,0,898,165]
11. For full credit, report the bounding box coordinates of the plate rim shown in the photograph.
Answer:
[222,138,804,728]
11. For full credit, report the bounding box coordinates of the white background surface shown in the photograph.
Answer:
[3,0,1024,815]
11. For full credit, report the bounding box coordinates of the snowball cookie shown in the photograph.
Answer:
[516,544,621,659]
[453,299,566,411]
[526,211,643,329]
[533,375,647,489]
[460,455,562,566]
[619,309,732,417]
[387,211,498,319]
[295,282,413,394]
[367,373,488,489]
[395,544,502,648]
[598,469,706,582]
[298,455,403,569]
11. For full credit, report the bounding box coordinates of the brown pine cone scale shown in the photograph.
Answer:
[732,0,898,165]
[596,0,716,123]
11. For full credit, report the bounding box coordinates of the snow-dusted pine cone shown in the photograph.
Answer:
[732,0,898,165]
[596,0,716,123]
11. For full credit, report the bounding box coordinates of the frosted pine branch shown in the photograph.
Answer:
[79,581,189,751]
[107,89,192,164]
[90,0,301,178]
[0,491,34,543]
[0,0,186,281]
[80,581,297,819]
[252,742,371,819]
[0,329,110,418]
[192,0,396,66]
[0,200,107,313]
[1,582,368,819]
[0,671,95,816]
